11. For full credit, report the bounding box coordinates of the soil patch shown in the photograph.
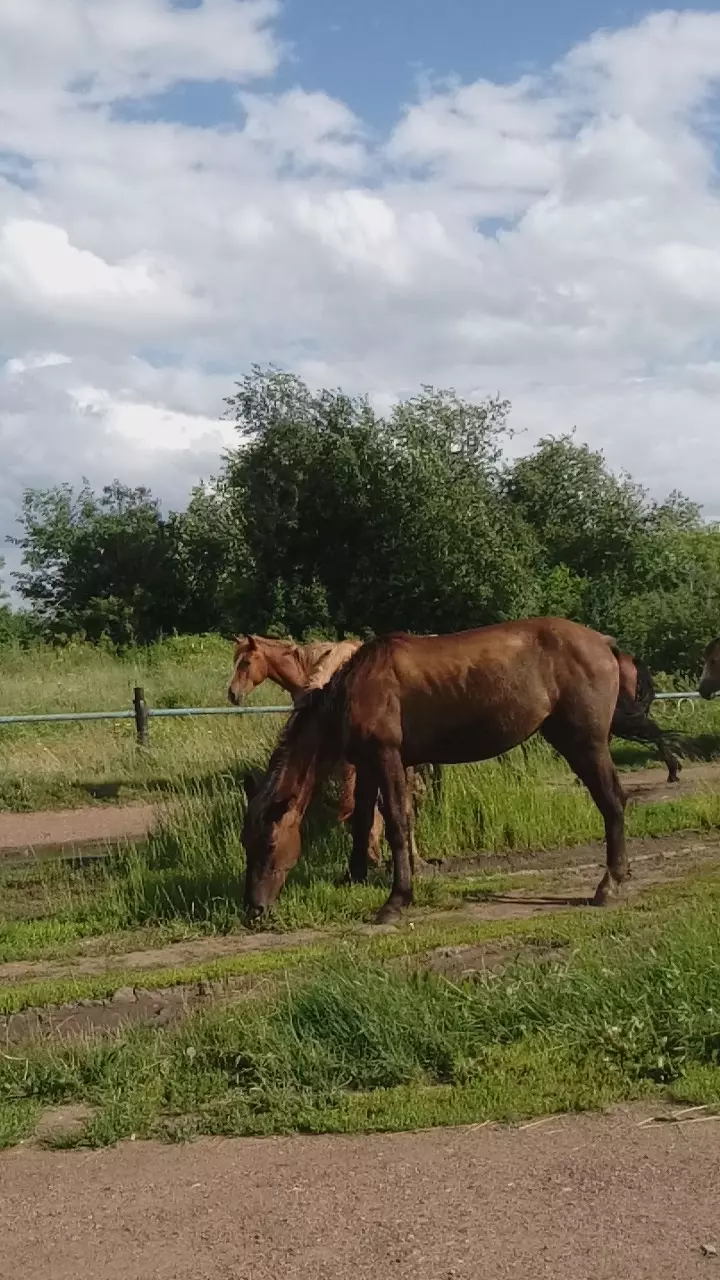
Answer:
[0,971,275,1046]
[2,833,718,1044]
[2,1107,720,1279]
[0,803,158,857]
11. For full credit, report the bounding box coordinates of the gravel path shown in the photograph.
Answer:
[2,1108,719,1279]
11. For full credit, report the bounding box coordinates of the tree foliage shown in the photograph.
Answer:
[6,369,719,676]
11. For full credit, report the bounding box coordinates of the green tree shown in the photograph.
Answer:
[504,434,652,580]
[223,368,540,636]
[11,481,187,645]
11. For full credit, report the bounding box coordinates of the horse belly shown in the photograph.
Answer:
[400,703,542,767]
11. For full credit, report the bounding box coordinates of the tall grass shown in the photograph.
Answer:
[3,878,720,1146]
[1,634,718,812]
[4,736,717,954]
[0,635,289,810]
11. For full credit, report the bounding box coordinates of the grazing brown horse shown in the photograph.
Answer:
[699,638,720,699]
[612,651,681,782]
[227,634,430,870]
[243,617,628,925]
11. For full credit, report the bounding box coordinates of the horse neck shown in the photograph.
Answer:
[259,643,307,699]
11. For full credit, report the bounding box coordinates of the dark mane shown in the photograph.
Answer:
[250,684,337,822]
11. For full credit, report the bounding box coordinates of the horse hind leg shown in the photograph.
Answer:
[657,736,681,784]
[406,767,432,876]
[542,717,628,906]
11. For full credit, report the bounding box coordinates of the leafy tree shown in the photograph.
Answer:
[504,434,652,580]
[10,370,719,678]
[10,481,186,645]
[223,368,540,636]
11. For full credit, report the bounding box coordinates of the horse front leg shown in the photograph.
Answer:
[349,764,381,885]
[375,747,413,924]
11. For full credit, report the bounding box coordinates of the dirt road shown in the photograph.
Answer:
[3,1108,719,1279]
[0,802,157,854]
[0,760,718,856]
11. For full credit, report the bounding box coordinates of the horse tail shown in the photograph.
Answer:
[629,655,656,715]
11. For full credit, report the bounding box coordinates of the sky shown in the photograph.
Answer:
[2,1,720,590]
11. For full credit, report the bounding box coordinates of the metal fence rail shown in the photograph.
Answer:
[0,686,705,745]
[0,687,291,745]
[654,692,703,703]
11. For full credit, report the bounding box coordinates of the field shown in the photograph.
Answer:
[2,636,720,1152]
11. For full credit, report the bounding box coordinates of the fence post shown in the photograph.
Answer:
[133,686,149,746]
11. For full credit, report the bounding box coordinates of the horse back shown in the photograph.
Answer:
[343,618,620,764]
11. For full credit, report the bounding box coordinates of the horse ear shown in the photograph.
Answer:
[246,634,258,651]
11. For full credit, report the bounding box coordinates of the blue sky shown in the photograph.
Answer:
[159,0,720,132]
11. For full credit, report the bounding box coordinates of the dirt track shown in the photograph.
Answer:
[0,802,157,854]
[3,1108,720,1279]
[0,760,718,857]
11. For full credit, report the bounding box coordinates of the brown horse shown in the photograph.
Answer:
[699,639,720,699]
[227,634,429,870]
[242,617,628,924]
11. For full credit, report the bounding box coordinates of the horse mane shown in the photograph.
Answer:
[249,684,341,826]
[303,638,362,689]
[245,633,405,827]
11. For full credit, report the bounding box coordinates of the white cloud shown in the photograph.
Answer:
[239,88,367,173]
[3,3,720,594]
[0,220,157,302]
[0,0,281,101]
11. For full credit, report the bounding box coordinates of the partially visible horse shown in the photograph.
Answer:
[699,639,720,700]
[243,617,628,924]
[612,651,681,782]
[228,634,437,870]
[228,634,360,708]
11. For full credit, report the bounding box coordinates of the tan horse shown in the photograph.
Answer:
[228,634,425,869]
[228,634,361,708]
[243,618,627,924]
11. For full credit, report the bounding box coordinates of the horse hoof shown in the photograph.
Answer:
[373,902,407,926]
[592,877,615,906]
[592,874,626,906]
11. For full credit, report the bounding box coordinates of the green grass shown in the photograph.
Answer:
[0,634,718,812]
[3,874,720,1148]
[0,634,288,811]
[3,638,720,1150]
[4,722,720,970]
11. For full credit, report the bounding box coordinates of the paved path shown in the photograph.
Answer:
[3,1109,720,1279]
